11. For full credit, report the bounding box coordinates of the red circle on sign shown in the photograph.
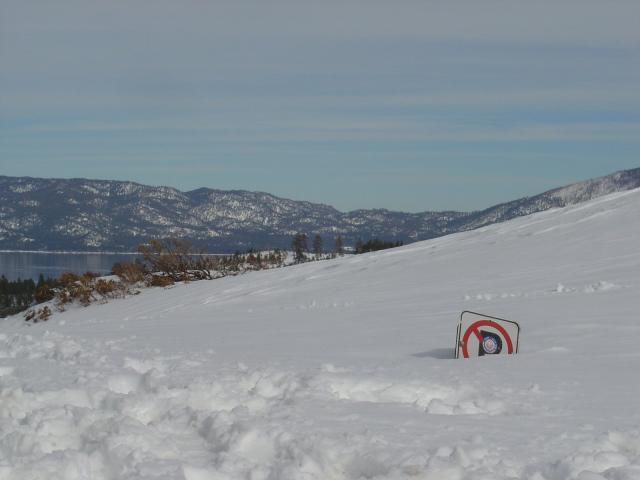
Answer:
[461,320,514,358]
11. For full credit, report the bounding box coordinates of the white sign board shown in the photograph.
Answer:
[455,311,520,359]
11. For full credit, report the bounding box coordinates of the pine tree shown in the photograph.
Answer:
[292,233,308,263]
[313,234,323,259]
[334,235,344,256]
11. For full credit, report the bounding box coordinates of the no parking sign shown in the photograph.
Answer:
[455,311,520,359]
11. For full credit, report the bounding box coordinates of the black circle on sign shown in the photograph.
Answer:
[478,330,502,356]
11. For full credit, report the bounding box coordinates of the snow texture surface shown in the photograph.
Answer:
[2,189,640,479]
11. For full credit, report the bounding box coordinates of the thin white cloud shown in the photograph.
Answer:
[3,85,640,113]
[4,114,640,144]
[3,0,640,46]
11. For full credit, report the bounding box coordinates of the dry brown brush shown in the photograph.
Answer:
[24,271,132,322]
[22,239,288,323]
[137,239,220,282]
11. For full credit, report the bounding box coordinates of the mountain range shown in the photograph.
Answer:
[1,167,639,252]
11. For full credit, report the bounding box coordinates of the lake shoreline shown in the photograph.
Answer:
[0,250,226,256]
[0,250,139,255]
[0,251,142,282]
[0,251,232,282]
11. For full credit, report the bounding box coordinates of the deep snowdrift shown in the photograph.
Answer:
[2,189,640,479]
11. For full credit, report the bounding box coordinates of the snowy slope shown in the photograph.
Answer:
[2,189,640,479]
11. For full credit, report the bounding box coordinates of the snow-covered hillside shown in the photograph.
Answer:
[2,168,640,251]
[2,189,640,479]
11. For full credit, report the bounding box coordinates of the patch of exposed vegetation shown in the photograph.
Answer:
[21,239,288,322]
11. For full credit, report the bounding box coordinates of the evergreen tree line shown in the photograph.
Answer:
[0,274,58,316]
[355,238,403,254]
[291,234,345,263]
[290,233,402,262]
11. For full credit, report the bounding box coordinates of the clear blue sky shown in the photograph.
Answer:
[1,1,639,212]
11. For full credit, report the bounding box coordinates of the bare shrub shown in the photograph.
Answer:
[138,238,217,281]
[192,254,220,279]
[37,306,52,321]
[80,272,99,284]
[112,261,146,284]
[95,278,119,296]
[55,289,72,311]
[58,272,80,285]
[34,285,55,304]
[24,305,52,323]
[53,272,95,307]
[74,285,93,307]
[147,275,174,287]
[32,270,131,311]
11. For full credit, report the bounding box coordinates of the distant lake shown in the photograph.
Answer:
[0,252,140,282]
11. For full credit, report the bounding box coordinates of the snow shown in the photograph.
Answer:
[2,189,640,479]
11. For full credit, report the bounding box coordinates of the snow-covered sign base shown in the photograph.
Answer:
[456,311,520,359]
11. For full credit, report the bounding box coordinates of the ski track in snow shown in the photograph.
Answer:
[2,189,640,479]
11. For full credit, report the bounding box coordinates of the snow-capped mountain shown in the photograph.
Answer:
[1,167,639,251]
